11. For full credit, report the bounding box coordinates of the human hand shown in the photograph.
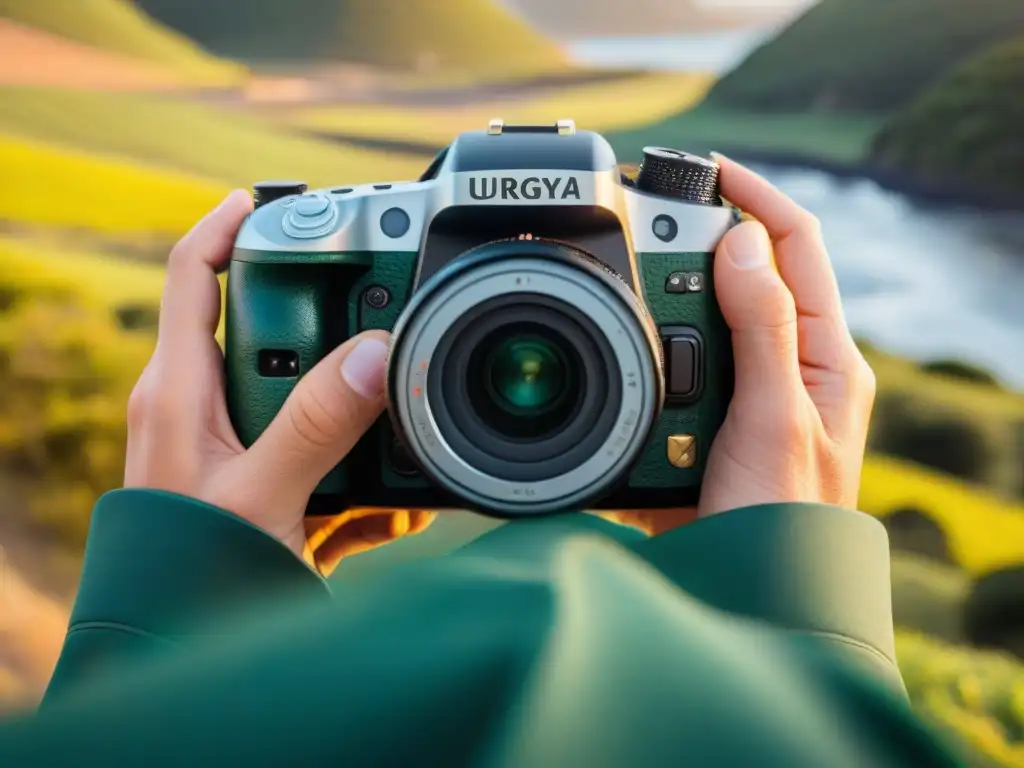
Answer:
[698,156,877,517]
[123,191,394,558]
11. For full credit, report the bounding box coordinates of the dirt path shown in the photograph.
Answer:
[0,20,197,91]
[185,66,649,111]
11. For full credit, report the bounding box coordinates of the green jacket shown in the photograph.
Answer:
[0,491,960,767]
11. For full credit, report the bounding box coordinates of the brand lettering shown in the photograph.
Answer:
[468,175,582,201]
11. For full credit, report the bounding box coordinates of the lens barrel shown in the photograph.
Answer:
[387,239,663,517]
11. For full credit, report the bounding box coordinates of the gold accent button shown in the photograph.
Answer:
[667,434,696,468]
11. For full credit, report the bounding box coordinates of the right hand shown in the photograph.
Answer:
[698,156,877,518]
[124,191,397,560]
[606,157,876,535]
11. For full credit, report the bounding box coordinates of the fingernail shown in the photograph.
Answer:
[725,222,771,270]
[215,189,251,213]
[341,337,388,398]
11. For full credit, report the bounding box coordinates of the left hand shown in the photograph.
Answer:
[123,191,400,560]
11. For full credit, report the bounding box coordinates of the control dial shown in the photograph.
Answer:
[253,180,308,209]
[282,192,339,239]
[635,148,722,206]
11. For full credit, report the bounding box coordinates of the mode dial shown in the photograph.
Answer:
[253,180,308,209]
[635,148,722,206]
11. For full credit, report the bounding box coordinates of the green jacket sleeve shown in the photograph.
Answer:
[43,489,329,702]
[635,503,904,694]
[0,514,961,768]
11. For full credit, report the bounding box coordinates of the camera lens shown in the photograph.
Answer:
[388,239,663,517]
[473,325,574,438]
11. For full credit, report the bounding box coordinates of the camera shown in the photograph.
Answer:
[226,119,738,518]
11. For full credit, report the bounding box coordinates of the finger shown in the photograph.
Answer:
[715,221,802,401]
[715,155,855,372]
[156,190,253,362]
[595,509,697,536]
[307,510,437,575]
[240,330,391,502]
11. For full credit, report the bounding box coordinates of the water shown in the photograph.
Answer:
[571,33,1024,389]
[745,167,1024,389]
[568,28,778,74]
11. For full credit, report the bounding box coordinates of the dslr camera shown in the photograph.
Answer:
[227,119,737,518]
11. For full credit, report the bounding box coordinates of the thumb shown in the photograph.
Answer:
[241,330,391,499]
[715,221,801,399]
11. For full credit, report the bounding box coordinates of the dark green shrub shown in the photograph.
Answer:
[867,391,914,451]
[114,304,160,332]
[870,394,993,484]
[890,553,967,644]
[963,565,1024,660]
[881,506,953,564]
[1013,420,1024,501]
[919,359,1000,387]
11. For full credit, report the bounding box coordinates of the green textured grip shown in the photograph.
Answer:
[225,249,417,498]
[629,251,733,490]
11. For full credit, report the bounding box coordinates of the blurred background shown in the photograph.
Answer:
[0,0,1022,763]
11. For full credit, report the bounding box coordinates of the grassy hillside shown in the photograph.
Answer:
[605,0,1024,167]
[134,0,568,79]
[607,103,883,167]
[0,0,244,86]
[870,37,1024,208]
[861,347,1024,502]
[0,87,428,186]
[294,72,713,148]
[0,132,228,235]
[703,0,1024,114]
[860,456,1024,578]
[0,19,204,91]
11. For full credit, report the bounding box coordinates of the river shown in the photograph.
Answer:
[569,32,1024,390]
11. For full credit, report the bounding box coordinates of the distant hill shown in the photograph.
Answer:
[870,37,1024,209]
[0,0,243,86]
[500,0,805,39]
[0,19,206,90]
[702,0,1024,114]
[133,0,568,78]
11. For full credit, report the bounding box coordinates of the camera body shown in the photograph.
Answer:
[226,120,737,518]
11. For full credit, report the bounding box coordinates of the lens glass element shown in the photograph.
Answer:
[467,322,579,441]
[488,334,565,413]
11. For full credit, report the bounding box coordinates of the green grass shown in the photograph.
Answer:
[0,0,244,86]
[889,555,1023,767]
[607,103,884,166]
[0,236,166,311]
[897,630,1024,768]
[134,0,569,79]
[702,0,1024,114]
[0,88,429,192]
[870,37,1024,204]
